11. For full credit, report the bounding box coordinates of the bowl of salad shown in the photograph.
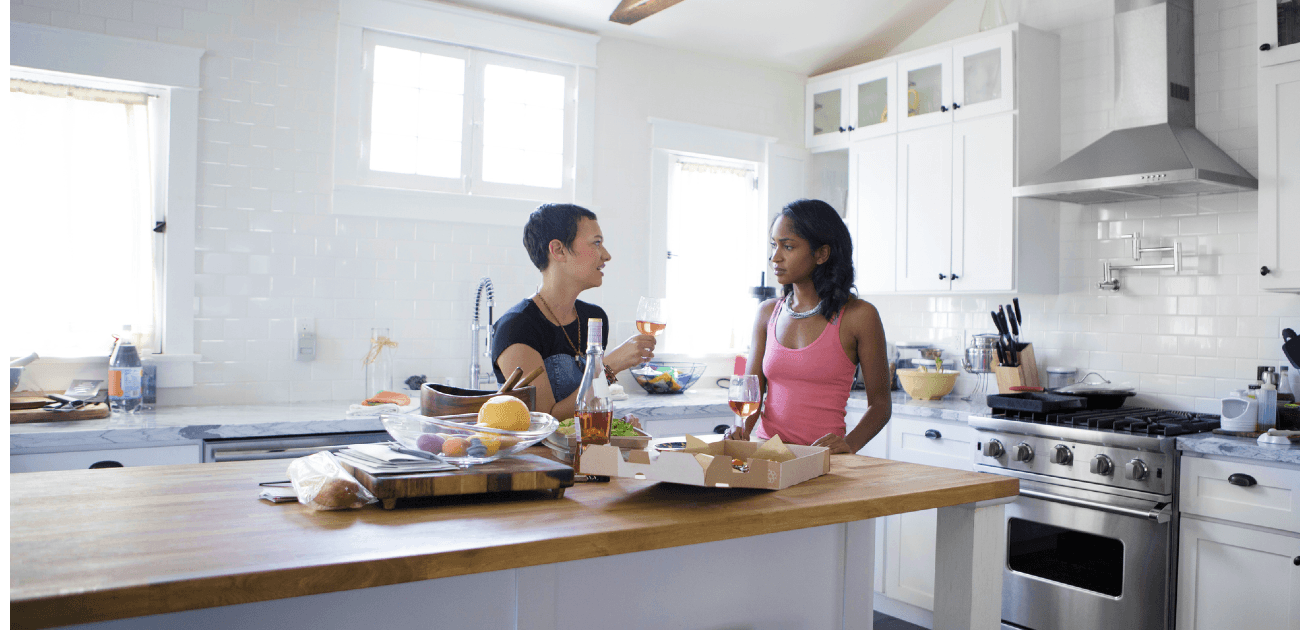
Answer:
[545,416,651,453]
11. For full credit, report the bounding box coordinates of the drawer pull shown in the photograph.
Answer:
[89,461,123,469]
[1228,473,1257,487]
[924,429,942,440]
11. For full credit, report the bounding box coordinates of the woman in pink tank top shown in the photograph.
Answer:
[724,199,892,454]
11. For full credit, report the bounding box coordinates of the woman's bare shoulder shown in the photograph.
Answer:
[841,298,883,330]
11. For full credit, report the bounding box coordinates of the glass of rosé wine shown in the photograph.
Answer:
[635,296,666,369]
[728,374,760,429]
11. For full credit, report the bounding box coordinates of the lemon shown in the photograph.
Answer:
[477,395,531,431]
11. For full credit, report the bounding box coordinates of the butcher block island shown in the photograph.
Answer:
[11,454,1018,630]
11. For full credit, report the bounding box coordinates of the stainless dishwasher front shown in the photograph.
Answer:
[202,432,390,462]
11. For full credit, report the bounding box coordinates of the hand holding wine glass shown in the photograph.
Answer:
[635,297,666,370]
[727,374,760,438]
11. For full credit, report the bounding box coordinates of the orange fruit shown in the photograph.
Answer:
[477,395,531,431]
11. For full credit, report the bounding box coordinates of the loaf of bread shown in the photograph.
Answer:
[286,451,376,511]
[312,478,366,509]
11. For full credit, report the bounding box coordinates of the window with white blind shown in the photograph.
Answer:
[664,156,762,354]
[358,30,576,202]
[8,75,161,356]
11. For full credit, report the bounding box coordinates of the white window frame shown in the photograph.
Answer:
[648,118,777,358]
[334,0,597,226]
[10,23,203,386]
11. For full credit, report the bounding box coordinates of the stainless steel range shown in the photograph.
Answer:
[969,406,1221,630]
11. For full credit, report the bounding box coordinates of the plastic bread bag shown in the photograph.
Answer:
[286,451,377,511]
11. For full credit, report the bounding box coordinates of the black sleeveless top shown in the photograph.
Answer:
[491,298,609,401]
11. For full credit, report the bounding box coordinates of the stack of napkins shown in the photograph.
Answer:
[335,443,457,475]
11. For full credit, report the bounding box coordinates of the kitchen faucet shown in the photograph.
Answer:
[468,277,495,390]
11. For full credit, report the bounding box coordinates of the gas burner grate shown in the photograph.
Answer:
[991,407,1220,436]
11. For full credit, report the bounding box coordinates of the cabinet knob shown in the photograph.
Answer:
[1228,473,1257,487]
[1261,266,1271,276]
[839,126,847,133]
[1294,556,1299,566]
[924,429,942,440]
[940,105,949,112]
[847,125,856,131]
[951,274,959,280]
[1261,43,1272,51]
[939,273,947,280]
[953,102,960,109]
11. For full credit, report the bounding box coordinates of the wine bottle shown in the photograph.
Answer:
[574,318,611,478]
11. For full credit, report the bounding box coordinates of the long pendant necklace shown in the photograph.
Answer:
[534,293,583,365]
[785,293,822,320]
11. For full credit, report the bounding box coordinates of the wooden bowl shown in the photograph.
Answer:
[420,383,537,417]
[897,369,958,400]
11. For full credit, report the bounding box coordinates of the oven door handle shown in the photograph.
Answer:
[1019,489,1171,523]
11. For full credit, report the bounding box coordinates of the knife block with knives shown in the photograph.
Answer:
[991,298,1039,393]
[994,343,1040,394]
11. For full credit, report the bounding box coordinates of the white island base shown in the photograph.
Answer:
[50,501,1007,630]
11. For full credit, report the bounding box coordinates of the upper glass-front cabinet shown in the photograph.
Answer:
[1258,0,1300,67]
[896,48,953,131]
[952,31,1013,120]
[806,61,898,150]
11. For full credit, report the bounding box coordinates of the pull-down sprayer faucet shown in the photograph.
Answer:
[468,277,495,389]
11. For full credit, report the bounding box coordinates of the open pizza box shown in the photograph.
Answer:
[579,435,830,490]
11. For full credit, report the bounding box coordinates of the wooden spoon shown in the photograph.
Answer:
[497,367,524,393]
[517,366,546,389]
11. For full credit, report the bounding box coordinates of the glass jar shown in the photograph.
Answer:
[1046,366,1077,390]
[365,327,396,397]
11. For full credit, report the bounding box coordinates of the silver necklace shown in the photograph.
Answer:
[785,294,822,319]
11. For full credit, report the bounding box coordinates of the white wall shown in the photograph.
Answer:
[9,0,804,404]
[867,0,1300,413]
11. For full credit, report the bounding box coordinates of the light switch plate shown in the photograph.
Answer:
[295,318,315,362]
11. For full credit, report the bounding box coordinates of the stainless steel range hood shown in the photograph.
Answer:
[1013,0,1257,204]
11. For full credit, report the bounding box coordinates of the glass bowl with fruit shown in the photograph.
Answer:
[381,396,558,467]
[630,361,706,394]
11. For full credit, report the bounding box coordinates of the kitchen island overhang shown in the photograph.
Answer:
[11,454,1017,630]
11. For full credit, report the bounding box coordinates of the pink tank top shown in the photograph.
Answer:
[755,300,858,446]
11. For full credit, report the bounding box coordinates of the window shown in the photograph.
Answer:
[333,0,597,223]
[8,76,160,355]
[11,23,202,385]
[664,156,763,354]
[361,32,575,201]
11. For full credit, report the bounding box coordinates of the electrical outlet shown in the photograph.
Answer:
[295,318,316,362]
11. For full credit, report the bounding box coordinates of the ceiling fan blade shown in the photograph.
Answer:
[609,0,687,25]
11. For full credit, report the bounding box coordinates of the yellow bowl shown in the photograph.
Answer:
[897,369,958,400]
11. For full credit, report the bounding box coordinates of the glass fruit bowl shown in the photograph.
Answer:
[380,412,558,467]
[630,361,707,394]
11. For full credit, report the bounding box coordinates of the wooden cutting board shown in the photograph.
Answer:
[10,395,111,423]
[339,453,575,509]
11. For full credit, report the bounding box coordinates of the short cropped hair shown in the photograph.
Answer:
[523,203,598,271]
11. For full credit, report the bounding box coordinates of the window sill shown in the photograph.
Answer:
[332,184,545,226]
[16,354,201,391]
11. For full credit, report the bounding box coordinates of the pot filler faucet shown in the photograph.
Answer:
[468,277,495,390]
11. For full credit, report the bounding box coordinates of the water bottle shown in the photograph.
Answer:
[109,326,143,415]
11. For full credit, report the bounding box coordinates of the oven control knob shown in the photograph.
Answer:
[1050,444,1073,465]
[982,439,1005,458]
[1125,459,1149,481]
[1090,454,1114,476]
[1012,443,1033,462]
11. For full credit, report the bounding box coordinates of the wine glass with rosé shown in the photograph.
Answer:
[728,374,761,430]
[635,297,666,370]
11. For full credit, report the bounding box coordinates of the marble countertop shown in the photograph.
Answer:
[10,386,985,456]
[1177,433,1300,467]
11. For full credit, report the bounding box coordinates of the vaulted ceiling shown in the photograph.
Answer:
[432,0,959,75]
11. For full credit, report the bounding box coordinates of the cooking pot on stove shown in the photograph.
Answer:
[1053,372,1136,410]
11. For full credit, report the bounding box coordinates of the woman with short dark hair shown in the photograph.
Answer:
[491,203,656,420]
[725,199,891,453]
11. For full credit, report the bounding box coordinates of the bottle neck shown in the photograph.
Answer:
[586,319,603,353]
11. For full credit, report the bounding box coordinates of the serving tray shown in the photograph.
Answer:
[339,453,574,509]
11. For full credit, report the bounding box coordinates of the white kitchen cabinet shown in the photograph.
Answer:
[837,24,1059,295]
[1176,518,1300,630]
[806,61,899,151]
[11,444,201,473]
[896,124,954,292]
[882,415,977,612]
[1258,60,1300,293]
[1257,0,1300,67]
[850,134,898,293]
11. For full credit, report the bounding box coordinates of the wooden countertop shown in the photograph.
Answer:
[11,454,1017,629]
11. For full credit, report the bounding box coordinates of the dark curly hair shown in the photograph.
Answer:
[773,199,856,320]
[523,203,597,271]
